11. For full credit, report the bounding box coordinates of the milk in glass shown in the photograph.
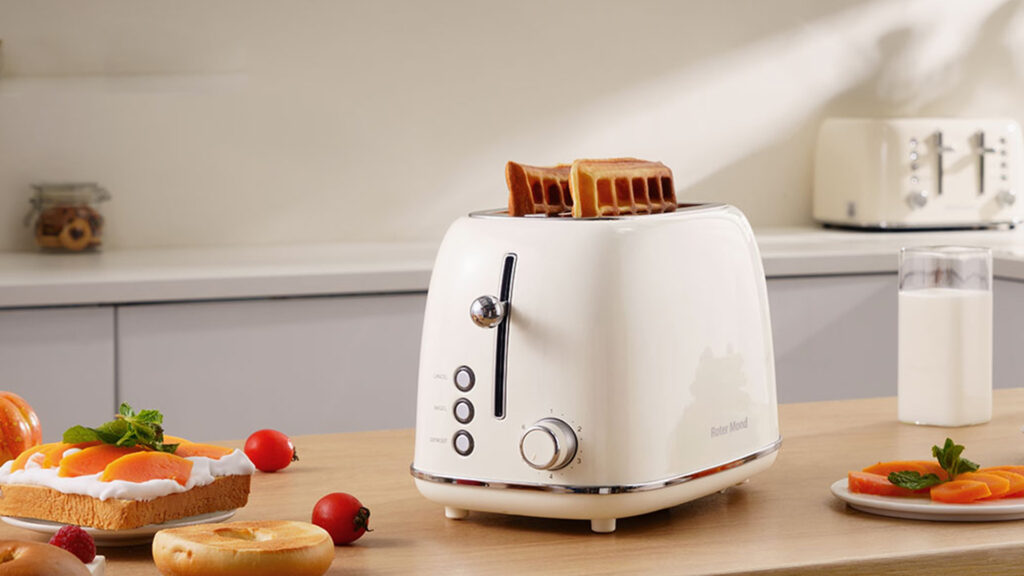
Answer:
[897,247,992,427]
[898,288,992,426]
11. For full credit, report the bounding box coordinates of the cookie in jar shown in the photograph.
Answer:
[26,183,110,251]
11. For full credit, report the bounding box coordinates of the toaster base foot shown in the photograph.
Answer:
[590,518,616,533]
[445,506,469,520]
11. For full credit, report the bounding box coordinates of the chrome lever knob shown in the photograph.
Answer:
[470,295,507,328]
[998,189,1017,207]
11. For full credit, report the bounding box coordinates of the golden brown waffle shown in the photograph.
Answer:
[569,158,676,218]
[506,161,572,216]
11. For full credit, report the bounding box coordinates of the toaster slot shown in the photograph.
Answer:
[494,253,517,419]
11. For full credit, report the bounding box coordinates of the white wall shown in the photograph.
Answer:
[1,0,1023,251]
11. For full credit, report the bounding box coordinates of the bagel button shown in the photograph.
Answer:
[453,399,474,424]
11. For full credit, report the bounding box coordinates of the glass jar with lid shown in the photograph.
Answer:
[25,183,111,251]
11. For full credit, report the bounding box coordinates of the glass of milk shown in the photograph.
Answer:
[898,246,992,426]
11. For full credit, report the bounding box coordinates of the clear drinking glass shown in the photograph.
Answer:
[898,246,992,426]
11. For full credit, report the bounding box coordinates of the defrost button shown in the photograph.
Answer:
[454,366,475,392]
[453,430,474,456]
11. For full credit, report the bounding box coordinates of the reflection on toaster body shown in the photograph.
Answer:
[678,347,759,464]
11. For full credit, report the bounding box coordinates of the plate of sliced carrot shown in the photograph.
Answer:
[831,438,1024,521]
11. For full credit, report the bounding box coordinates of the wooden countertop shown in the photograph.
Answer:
[9,390,1024,575]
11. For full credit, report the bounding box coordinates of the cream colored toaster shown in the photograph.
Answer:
[410,203,780,533]
[813,117,1024,229]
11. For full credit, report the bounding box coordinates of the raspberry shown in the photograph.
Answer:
[48,525,96,563]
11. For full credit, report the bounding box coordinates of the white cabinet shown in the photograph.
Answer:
[993,279,1024,391]
[767,275,897,403]
[768,276,1024,404]
[0,307,115,442]
[117,294,426,441]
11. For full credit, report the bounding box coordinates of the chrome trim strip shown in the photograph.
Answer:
[410,436,781,495]
[820,219,1018,231]
[468,203,727,221]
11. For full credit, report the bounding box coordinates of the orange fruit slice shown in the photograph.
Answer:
[58,444,144,477]
[980,470,1024,499]
[931,480,991,503]
[956,472,1012,499]
[38,442,100,468]
[101,452,193,486]
[173,443,233,460]
[847,471,921,497]
[9,444,49,472]
[862,460,948,481]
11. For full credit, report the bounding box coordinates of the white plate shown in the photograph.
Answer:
[1,509,236,547]
[831,479,1024,521]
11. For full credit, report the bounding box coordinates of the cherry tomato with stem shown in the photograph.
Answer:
[312,492,371,545]
[244,429,298,472]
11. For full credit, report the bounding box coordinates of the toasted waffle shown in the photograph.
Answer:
[569,158,676,218]
[506,162,572,216]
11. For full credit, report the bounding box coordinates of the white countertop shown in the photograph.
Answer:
[4,227,1024,308]
[0,242,437,308]
[755,226,1024,278]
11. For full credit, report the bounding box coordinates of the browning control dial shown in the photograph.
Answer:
[519,418,577,471]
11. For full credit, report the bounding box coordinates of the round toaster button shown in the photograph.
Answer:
[454,366,475,392]
[453,399,474,424]
[453,430,474,456]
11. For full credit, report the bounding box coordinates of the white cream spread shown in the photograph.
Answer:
[0,448,255,502]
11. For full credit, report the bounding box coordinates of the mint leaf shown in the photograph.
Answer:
[62,403,178,453]
[933,438,980,479]
[94,420,130,445]
[135,410,162,424]
[888,471,943,490]
[63,425,99,444]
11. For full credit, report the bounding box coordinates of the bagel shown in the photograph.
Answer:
[152,520,333,576]
[0,540,89,576]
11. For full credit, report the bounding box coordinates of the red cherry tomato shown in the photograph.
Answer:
[312,492,371,545]
[244,429,297,472]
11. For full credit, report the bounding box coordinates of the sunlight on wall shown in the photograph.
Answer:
[0,0,1021,250]
[442,0,1017,229]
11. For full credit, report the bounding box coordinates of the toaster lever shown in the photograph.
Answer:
[470,295,507,328]
[937,130,958,194]
[977,131,997,195]
[934,131,955,196]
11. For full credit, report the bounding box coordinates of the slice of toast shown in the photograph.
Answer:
[506,162,572,216]
[0,475,250,530]
[569,158,676,218]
